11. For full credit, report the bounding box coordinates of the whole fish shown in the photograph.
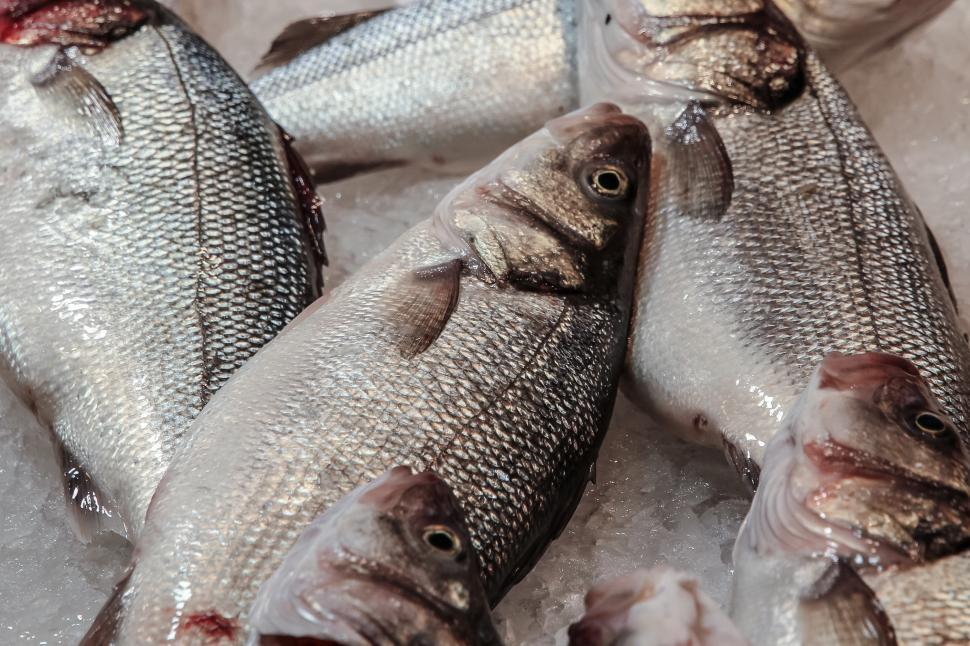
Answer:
[578,0,970,487]
[249,0,938,185]
[250,466,502,645]
[249,0,577,182]
[732,352,970,644]
[82,103,651,644]
[774,0,954,70]
[0,0,322,538]
[568,567,749,646]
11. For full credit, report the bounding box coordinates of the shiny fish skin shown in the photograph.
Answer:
[0,6,317,536]
[775,0,954,70]
[250,0,577,180]
[89,105,651,645]
[620,41,970,483]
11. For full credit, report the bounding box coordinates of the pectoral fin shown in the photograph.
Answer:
[799,560,897,646]
[388,259,462,359]
[662,102,733,221]
[32,49,123,146]
[58,442,127,543]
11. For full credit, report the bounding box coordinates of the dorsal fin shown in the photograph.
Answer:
[255,11,387,74]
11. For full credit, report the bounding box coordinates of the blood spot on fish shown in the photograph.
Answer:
[431,153,446,165]
[0,0,149,50]
[605,13,611,25]
[180,612,238,642]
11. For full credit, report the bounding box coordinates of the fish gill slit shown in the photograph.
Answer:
[156,26,213,406]
[428,300,571,471]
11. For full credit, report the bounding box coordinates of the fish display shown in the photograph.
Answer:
[569,567,749,646]
[0,0,322,539]
[249,0,950,186]
[578,0,970,488]
[250,0,577,182]
[732,352,970,644]
[250,466,501,645]
[774,0,955,70]
[81,103,651,644]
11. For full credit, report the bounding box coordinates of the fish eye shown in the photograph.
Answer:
[586,165,630,199]
[422,525,462,557]
[913,411,948,436]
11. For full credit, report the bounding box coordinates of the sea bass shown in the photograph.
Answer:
[82,103,651,645]
[774,0,954,70]
[249,0,942,185]
[250,467,501,645]
[0,0,322,538]
[569,567,749,646]
[732,353,970,644]
[249,0,577,182]
[579,0,970,486]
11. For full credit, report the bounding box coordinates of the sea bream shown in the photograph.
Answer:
[577,0,970,485]
[732,353,970,644]
[250,467,502,645]
[81,103,651,644]
[0,0,322,539]
[249,0,950,184]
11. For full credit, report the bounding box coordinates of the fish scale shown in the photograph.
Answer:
[0,6,317,539]
[630,52,970,477]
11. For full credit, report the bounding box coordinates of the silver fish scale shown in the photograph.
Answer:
[630,52,970,470]
[117,224,625,644]
[251,0,575,171]
[0,16,313,536]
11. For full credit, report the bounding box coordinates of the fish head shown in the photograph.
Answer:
[434,102,651,293]
[579,0,805,110]
[748,351,970,568]
[250,466,500,646]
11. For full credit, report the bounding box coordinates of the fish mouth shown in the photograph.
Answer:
[803,438,970,562]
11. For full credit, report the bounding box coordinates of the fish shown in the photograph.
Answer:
[249,0,578,183]
[731,352,970,644]
[81,102,652,645]
[249,0,938,186]
[568,567,749,646]
[249,466,502,645]
[0,0,323,540]
[773,0,955,70]
[578,0,970,488]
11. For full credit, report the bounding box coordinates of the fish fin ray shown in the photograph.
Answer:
[79,565,133,646]
[32,49,123,146]
[389,259,462,359]
[309,158,408,184]
[255,11,387,74]
[662,102,733,221]
[798,560,897,645]
[57,441,128,543]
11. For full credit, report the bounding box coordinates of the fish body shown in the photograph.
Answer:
[774,0,954,70]
[251,466,502,645]
[0,0,320,537]
[85,104,651,644]
[250,0,577,182]
[579,0,970,486]
[732,352,970,644]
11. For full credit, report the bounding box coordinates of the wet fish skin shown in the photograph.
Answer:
[0,1,319,537]
[86,103,651,645]
[731,352,970,644]
[568,567,749,646]
[250,466,502,646]
[581,0,970,485]
[774,0,955,70]
[250,0,577,182]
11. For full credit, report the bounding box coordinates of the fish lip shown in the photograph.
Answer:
[804,438,970,556]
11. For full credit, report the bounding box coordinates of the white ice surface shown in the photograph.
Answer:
[2,2,969,643]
